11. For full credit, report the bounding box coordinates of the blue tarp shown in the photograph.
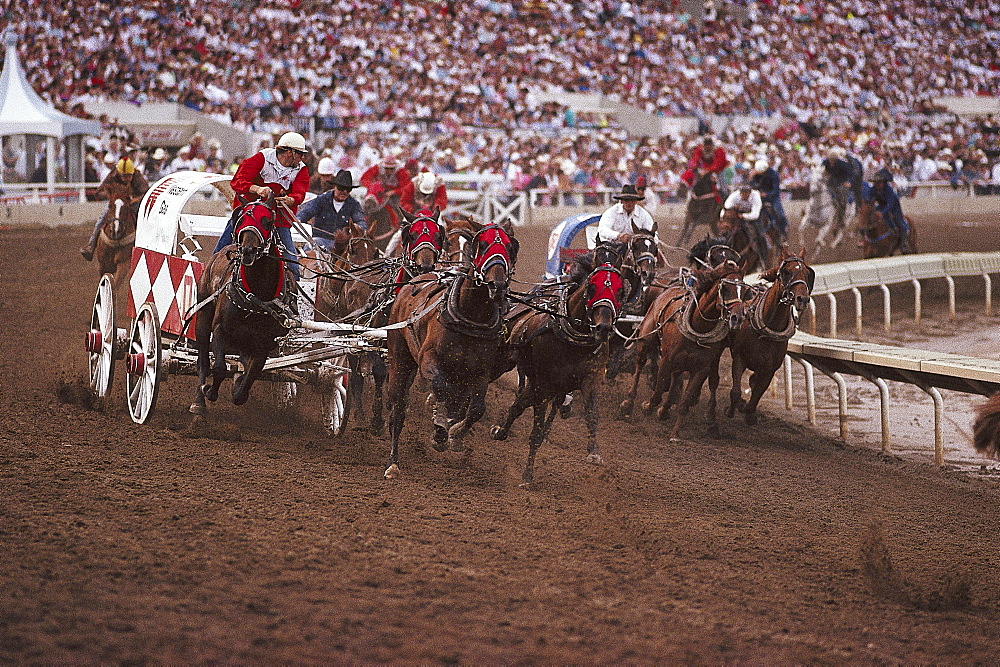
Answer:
[544,213,601,278]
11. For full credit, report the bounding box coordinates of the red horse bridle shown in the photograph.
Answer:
[585,264,625,320]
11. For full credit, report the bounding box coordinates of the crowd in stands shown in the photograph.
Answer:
[2,0,1000,200]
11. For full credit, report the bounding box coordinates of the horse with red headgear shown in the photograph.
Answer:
[383,220,518,478]
[189,196,297,415]
[491,241,630,486]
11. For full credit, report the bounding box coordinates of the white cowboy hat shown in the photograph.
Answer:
[417,171,438,195]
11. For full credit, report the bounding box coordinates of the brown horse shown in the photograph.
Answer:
[340,208,449,435]
[973,393,1000,459]
[725,247,813,426]
[491,246,629,485]
[311,222,382,321]
[678,172,721,245]
[189,199,296,415]
[718,207,772,273]
[619,259,746,441]
[94,198,137,302]
[365,192,402,252]
[858,200,917,259]
[383,222,519,478]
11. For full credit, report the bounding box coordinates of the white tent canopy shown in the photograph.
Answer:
[0,32,100,138]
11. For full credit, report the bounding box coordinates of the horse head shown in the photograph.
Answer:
[708,259,748,332]
[234,197,277,267]
[400,207,446,273]
[775,247,813,316]
[583,262,628,343]
[444,214,476,262]
[627,221,659,285]
[468,221,519,298]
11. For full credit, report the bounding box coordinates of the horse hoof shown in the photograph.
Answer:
[384,464,399,479]
[656,405,671,421]
[641,400,656,415]
[491,425,507,441]
[745,412,758,427]
[707,425,721,439]
[449,439,468,453]
[618,400,633,418]
[669,436,683,444]
[188,403,206,416]
[585,453,603,465]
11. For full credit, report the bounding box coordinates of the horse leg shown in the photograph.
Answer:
[743,362,780,426]
[705,354,722,438]
[644,351,670,415]
[619,341,648,417]
[204,327,228,403]
[521,400,549,486]
[582,383,602,465]
[428,373,455,451]
[385,351,417,479]
[189,312,214,415]
[491,374,535,441]
[668,368,710,442]
[657,369,684,421]
[727,351,748,418]
[232,353,266,406]
[447,387,486,452]
[369,352,388,434]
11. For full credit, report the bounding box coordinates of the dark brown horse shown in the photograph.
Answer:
[384,222,519,478]
[725,247,813,426]
[491,246,629,485]
[678,172,721,245]
[620,259,746,440]
[858,201,917,258]
[973,393,1000,459]
[189,199,296,415]
[718,207,773,274]
[94,198,138,303]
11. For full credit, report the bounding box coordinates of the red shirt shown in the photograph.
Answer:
[360,164,409,203]
[230,148,310,227]
[687,145,729,174]
[398,177,448,214]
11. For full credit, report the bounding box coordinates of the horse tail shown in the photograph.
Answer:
[973,392,1000,458]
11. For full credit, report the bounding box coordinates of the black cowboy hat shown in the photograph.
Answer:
[612,184,645,201]
[332,169,356,190]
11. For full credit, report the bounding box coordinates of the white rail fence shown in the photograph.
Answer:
[778,252,1000,464]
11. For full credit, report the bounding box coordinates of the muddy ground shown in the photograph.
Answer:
[2,211,1000,663]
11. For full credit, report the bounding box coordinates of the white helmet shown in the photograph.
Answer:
[317,157,336,175]
[417,171,438,195]
[276,131,307,152]
[753,159,769,173]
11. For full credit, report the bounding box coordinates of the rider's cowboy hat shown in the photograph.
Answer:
[417,171,438,195]
[613,184,645,202]
[332,169,356,190]
[150,148,167,160]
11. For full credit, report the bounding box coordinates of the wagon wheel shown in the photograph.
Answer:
[125,302,162,424]
[319,354,352,437]
[86,274,118,398]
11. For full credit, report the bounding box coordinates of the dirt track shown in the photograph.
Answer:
[2,215,1000,662]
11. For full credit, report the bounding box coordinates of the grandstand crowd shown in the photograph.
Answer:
[3,0,1000,200]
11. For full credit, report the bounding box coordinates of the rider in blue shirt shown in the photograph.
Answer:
[297,169,367,251]
[749,158,789,243]
[866,167,912,253]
